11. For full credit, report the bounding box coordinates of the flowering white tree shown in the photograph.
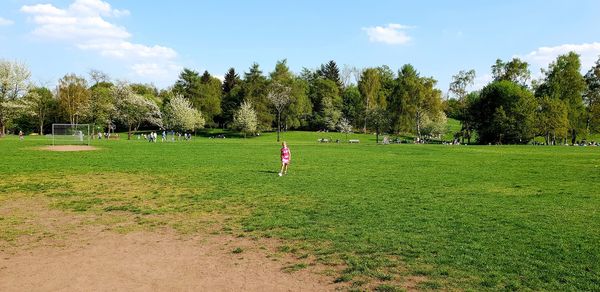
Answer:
[0,60,31,136]
[233,101,258,138]
[421,111,448,139]
[337,117,353,141]
[113,82,162,139]
[163,95,205,132]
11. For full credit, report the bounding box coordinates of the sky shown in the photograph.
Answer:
[1,0,600,92]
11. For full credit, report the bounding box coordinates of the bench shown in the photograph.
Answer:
[349,139,360,143]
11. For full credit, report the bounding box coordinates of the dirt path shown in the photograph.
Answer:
[0,229,337,291]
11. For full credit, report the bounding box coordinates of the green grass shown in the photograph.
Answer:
[1,132,599,290]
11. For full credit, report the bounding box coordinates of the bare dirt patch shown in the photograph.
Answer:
[37,145,99,152]
[0,229,338,292]
[0,186,341,291]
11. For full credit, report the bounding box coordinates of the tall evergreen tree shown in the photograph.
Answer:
[220,68,242,127]
[173,68,202,104]
[317,60,343,92]
[222,68,240,95]
[243,63,271,130]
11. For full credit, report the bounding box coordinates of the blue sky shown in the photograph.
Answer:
[1,0,600,91]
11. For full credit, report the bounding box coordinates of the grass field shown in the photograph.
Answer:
[1,131,599,291]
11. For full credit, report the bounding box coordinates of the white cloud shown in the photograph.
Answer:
[21,0,177,82]
[21,4,66,16]
[0,17,14,26]
[520,42,600,72]
[362,23,413,45]
[131,63,182,79]
[78,41,177,59]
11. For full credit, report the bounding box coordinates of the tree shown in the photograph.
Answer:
[310,78,342,130]
[113,82,162,139]
[449,69,476,100]
[317,60,343,92]
[267,82,292,142]
[88,69,109,85]
[377,65,395,108]
[492,58,531,86]
[584,56,600,134]
[173,69,221,126]
[337,117,353,140]
[57,74,90,125]
[449,69,476,143]
[195,71,222,126]
[286,77,312,129]
[0,60,31,136]
[88,81,115,134]
[471,80,537,144]
[269,59,311,131]
[536,52,586,143]
[25,87,56,135]
[233,101,258,138]
[163,95,204,132]
[243,63,271,130]
[221,68,242,127]
[358,68,382,132]
[341,85,363,128]
[173,68,201,102]
[421,110,448,139]
[414,78,445,139]
[389,65,445,139]
[367,106,390,144]
[536,96,569,144]
[389,64,421,134]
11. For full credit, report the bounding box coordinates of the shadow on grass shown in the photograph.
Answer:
[257,170,279,174]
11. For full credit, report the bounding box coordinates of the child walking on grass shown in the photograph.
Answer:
[279,141,291,176]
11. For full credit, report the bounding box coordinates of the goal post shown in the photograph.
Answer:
[51,124,91,146]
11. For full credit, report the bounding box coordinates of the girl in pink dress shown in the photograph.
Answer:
[279,141,291,176]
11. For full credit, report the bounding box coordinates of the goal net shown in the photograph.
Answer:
[52,124,91,146]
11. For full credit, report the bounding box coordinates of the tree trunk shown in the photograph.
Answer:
[40,121,44,135]
[277,111,281,142]
[128,125,132,140]
[571,129,576,145]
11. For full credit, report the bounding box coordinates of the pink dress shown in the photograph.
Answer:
[281,147,290,164]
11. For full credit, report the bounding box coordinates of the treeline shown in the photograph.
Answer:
[1,53,599,144]
[447,53,600,145]
[0,59,447,142]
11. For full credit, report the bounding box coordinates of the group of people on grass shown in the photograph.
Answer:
[96,132,117,140]
[137,131,192,142]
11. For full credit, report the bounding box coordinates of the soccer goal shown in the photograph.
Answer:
[52,124,91,146]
